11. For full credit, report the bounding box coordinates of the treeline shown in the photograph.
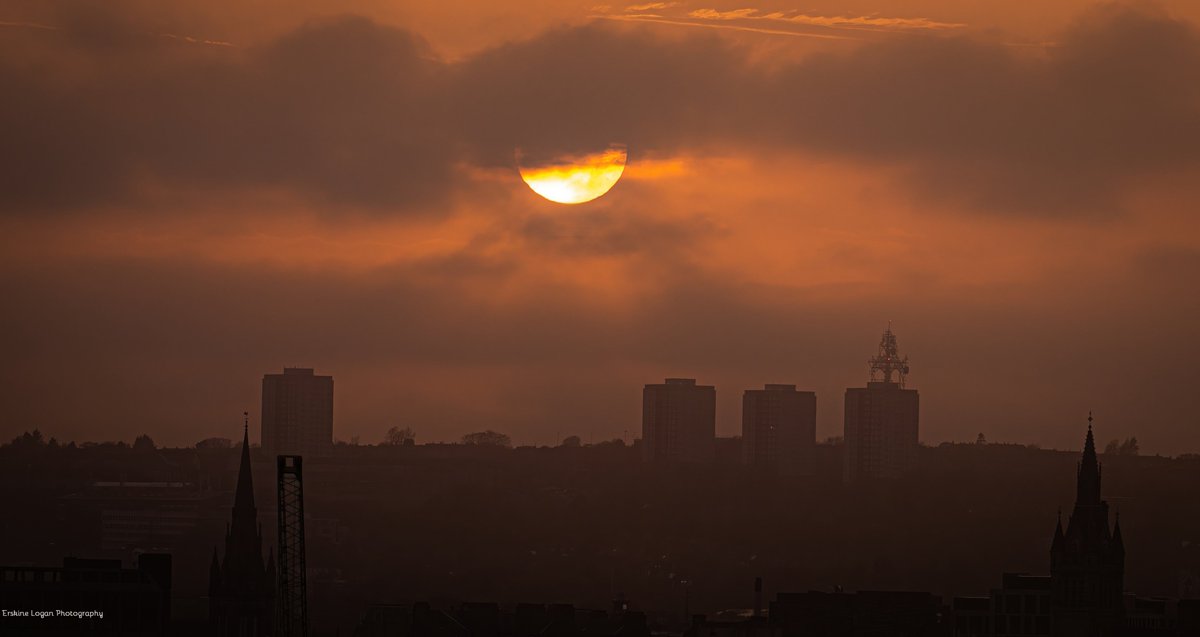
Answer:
[3,427,630,452]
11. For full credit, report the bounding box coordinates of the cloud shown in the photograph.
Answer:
[1,3,1199,216]
[593,12,853,40]
[157,32,236,47]
[0,20,57,31]
[625,2,678,12]
[0,15,458,214]
[462,4,1200,214]
[686,8,966,31]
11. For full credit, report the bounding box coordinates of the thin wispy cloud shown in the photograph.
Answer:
[0,20,57,31]
[688,8,966,32]
[626,2,678,11]
[159,33,237,47]
[593,12,852,40]
[2,18,236,47]
[595,3,965,38]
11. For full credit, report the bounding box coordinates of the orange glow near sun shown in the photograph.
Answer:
[517,146,627,204]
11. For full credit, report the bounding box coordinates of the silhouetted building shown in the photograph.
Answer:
[209,423,275,636]
[0,554,171,636]
[770,590,947,637]
[352,601,651,637]
[683,578,771,637]
[1176,599,1200,634]
[994,573,1052,637]
[1050,416,1125,637]
[1180,541,1200,600]
[742,384,816,476]
[953,574,1054,637]
[262,367,334,459]
[642,378,716,464]
[951,596,992,637]
[1120,594,1178,633]
[57,481,217,560]
[843,326,919,483]
[685,612,771,637]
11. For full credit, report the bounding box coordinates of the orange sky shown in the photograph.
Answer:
[1,1,1198,452]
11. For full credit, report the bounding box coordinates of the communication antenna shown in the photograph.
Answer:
[868,322,910,386]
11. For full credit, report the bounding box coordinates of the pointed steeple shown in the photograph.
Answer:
[208,547,222,596]
[210,413,273,635]
[234,412,255,512]
[1052,510,1066,552]
[1113,512,1125,553]
[1084,413,1096,454]
[1050,415,1124,625]
[222,412,265,588]
[1076,412,1102,505]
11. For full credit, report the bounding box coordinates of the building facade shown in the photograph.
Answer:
[742,384,816,476]
[642,378,716,464]
[56,481,218,561]
[262,367,334,459]
[951,573,1053,637]
[843,327,919,483]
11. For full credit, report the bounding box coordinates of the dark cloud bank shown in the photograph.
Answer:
[2,3,1200,215]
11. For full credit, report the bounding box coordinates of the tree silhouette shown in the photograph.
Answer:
[383,426,416,446]
[196,437,233,449]
[1104,437,1140,456]
[461,430,512,448]
[9,430,46,449]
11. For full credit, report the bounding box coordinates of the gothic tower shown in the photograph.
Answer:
[210,415,275,636]
[1051,414,1125,637]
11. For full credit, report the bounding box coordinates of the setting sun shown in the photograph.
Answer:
[516,146,627,204]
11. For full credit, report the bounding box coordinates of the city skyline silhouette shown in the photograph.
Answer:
[3,0,1200,635]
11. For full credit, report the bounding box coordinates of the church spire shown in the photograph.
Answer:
[1052,510,1065,552]
[1113,512,1125,554]
[1050,415,1124,630]
[234,412,255,512]
[210,412,273,636]
[1076,412,1101,505]
[223,412,263,581]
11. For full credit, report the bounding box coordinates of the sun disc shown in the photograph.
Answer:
[516,146,627,204]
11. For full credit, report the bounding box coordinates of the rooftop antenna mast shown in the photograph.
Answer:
[868,322,910,387]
